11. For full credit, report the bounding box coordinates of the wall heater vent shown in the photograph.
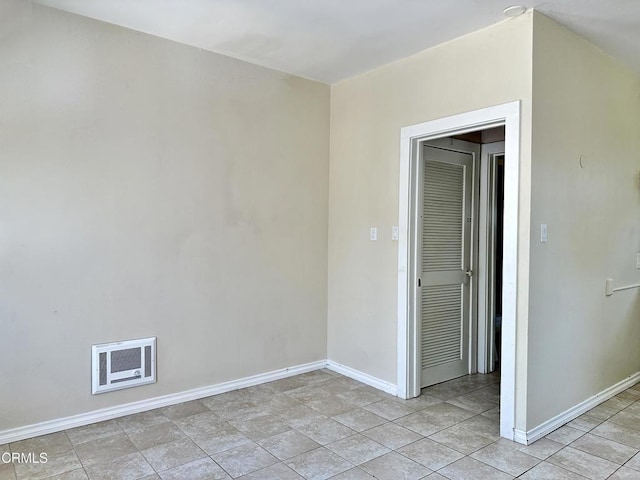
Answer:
[91,337,156,394]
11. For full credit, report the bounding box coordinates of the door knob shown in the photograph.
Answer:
[465,270,473,277]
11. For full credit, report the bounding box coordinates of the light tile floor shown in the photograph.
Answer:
[3,369,640,479]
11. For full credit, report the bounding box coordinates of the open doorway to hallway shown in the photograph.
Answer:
[419,127,505,389]
[397,100,521,441]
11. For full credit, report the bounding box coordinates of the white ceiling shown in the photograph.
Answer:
[33,0,640,84]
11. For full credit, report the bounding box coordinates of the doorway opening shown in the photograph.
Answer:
[397,101,521,441]
[418,132,505,388]
[492,154,505,372]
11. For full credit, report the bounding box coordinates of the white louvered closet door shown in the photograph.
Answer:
[420,145,473,388]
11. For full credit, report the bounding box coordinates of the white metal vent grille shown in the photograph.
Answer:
[92,337,156,394]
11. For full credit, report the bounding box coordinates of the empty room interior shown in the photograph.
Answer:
[1,1,640,479]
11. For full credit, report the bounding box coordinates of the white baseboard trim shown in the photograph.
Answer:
[513,429,528,445]
[0,360,327,445]
[517,371,640,445]
[326,360,397,395]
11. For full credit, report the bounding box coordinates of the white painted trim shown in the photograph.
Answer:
[513,429,528,444]
[499,102,521,441]
[327,360,397,395]
[477,143,504,375]
[397,129,413,399]
[519,372,640,445]
[397,101,521,441]
[0,360,326,444]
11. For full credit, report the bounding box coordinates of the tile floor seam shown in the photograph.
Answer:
[570,437,639,465]
[586,428,640,451]
[427,433,496,456]
[623,457,640,471]
[470,444,541,478]
[137,448,159,476]
[529,462,592,479]
[553,458,606,480]
[69,444,89,473]
[205,454,234,479]
[393,442,462,472]
[607,465,625,479]
[547,445,622,480]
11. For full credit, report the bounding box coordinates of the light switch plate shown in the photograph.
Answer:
[540,224,548,243]
[370,227,377,241]
[392,226,399,241]
[636,253,640,269]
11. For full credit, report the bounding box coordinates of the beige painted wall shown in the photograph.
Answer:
[527,12,640,429]
[328,14,533,428]
[5,2,635,439]
[0,4,329,430]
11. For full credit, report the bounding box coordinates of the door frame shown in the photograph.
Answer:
[477,143,505,374]
[397,101,520,441]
